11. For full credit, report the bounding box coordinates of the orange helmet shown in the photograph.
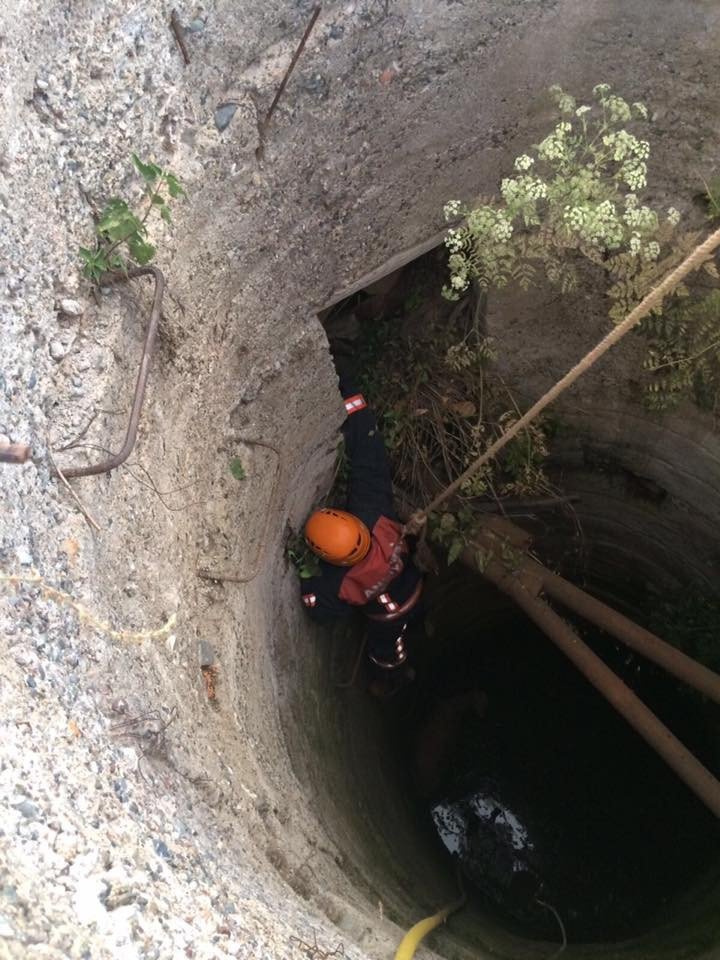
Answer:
[304,508,371,566]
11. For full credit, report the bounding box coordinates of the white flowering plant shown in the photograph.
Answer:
[441,83,677,309]
[443,83,720,411]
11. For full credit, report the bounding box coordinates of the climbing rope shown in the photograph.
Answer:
[404,224,720,535]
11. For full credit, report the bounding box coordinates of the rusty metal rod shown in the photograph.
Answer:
[0,443,31,464]
[61,266,164,479]
[463,545,720,819]
[170,9,191,66]
[262,5,321,132]
[540,569,720,706]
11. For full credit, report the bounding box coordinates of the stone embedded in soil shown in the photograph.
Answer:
[49,340,67,361]
[16,545,33,566]
[113,779,130,804]
[198,640,215,667]
[301,74,330,98]
[153,839,173,861]
[14,800,40,820]
[214,103,238,132]
[57,298,84,317]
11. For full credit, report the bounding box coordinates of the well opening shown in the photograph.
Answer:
[275,251,720,959]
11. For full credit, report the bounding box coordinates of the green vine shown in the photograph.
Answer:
[642,291,720,412]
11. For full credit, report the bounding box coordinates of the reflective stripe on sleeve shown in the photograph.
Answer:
[343,394,367,415]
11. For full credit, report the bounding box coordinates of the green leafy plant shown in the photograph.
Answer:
[497,412,550,494]
[286,533,321,579]
[428,508,475,565]
[229,457,246,480]
[701,176,720,222]
[427,507,513,571]
[443,83,720,413]
[79,154,185,283]
[642,291,720,412]
[324,241,559,572]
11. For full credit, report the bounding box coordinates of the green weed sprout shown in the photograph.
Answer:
[79,154,185,283]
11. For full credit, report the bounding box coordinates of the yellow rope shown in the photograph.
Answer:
[406,224,720,533]
[394,894,466,960]
[0,570,176,643]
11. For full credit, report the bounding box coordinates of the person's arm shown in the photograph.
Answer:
[299,574,352,623]
[339,378,395,524]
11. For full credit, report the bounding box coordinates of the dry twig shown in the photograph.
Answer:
[56,410,99,451]
[47,443,102,532]
[112,706,179,782]
[289,931,344,959]
[63,442,207,512]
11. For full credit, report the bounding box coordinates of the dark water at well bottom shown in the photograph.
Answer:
[398,575,720,943]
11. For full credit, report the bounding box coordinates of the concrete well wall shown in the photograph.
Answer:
[1,2,719,958]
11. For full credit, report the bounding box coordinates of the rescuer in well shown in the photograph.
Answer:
[298,381,423,685]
